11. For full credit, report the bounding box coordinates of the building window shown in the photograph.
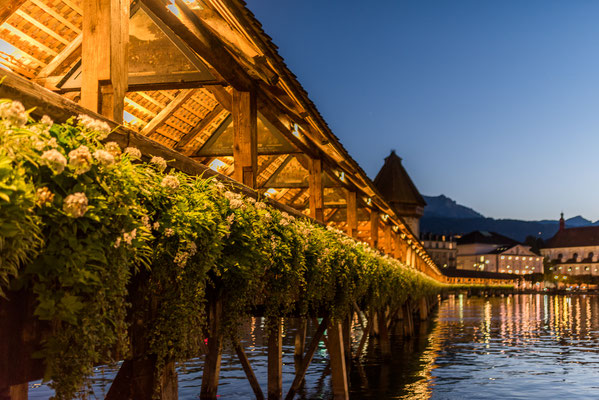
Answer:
[574,253,579,260]
[501,256,505,259]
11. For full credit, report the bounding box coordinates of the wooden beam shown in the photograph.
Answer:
[234,341,265,400]
[2,23,58,56]
[328,322,349,400]
[81,0,128,123]
[205,85,232,111]
[15,10,70,45]
[232,88,257,188]
[176,104,224,152]
[141,0,252,91]
[36,34,82,79]
[369,210,379,250]
[30,0,81,34]
[383,223,392,255]
[346,190,357,238]
[308,157,324,222]
[0,1,26,25]
[267,319,282,400]
[393,232,402,260]
[285,316,330,400]
[140,90,195,137]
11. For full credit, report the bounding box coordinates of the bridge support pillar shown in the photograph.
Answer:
[268,318,283,400]
[328,321,349,400]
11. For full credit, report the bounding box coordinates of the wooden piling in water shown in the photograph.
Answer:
[267,318,283,400]
[328,321,349,400]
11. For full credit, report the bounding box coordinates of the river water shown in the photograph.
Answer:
[29,294,599,399]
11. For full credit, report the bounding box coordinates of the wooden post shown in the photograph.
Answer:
[342,315,351,377]
[383,223,392,255]
[346,189,357,237]
[328,322,349,400]
[268,318,283,400]
[200,299,224,400]
[369,210,379,250]
[419,297,428,321]
[377,309,391,357]
[309,157,324,221]
[232,88,258,188]
[403,301,414,337]
[393,232,402,260]
[294,319,307,373]
[0,384,27,400]
[81,0,128,123]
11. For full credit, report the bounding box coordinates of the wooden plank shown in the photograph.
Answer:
[234,341,265,400]
[393,232,402,260]
[267,318,282,400]
[232,88,257,188]
[328,322,349,400]
[346,189,357,237]
[284,316,330,400]
[308,157,324,222]
[205,85,232,110]
[0,0,27,25]
[419,297,428,321]
[369,210,379,250]
[140,90,195,136]
[177,104,224,151]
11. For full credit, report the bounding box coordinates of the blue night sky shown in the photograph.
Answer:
[246,0,599,221]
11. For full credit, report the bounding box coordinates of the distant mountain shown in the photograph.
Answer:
[420,195,597,242]
[422,195,484,219]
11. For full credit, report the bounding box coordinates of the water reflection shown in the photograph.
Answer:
[29,295,599,399]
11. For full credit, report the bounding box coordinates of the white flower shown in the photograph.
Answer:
[93,149,115,166]
[262,211,272,223]
[41,115,53,126]
[124,147,141,159]
[33,140,46,151]
[104,142,121,157]
[77,114,111,138]
[164,228,174,237]
[255,202,267,210]
[229,198,244,210]
[0,100,27,127]
[150,156,167,171]
[68,145,92,174]
[226,213,235,226]
[214,181,225,192]
[123,228,137,245]
[35,187,54,207]
[114,237,122,248]
[279,218,290,227]
[141,215,151,229]
[224,191,240,201]
[40,149,67,174]
[63,192,88,218]
[47,137,58,148]
[152,222,160,230]
[161,175,180,191]
[247,197,256,204]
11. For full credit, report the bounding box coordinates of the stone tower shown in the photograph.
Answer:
[373,150,426,236]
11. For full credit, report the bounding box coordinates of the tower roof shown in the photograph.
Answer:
[373,150,426,207]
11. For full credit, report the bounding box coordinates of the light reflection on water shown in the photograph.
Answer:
[29,295,599,399]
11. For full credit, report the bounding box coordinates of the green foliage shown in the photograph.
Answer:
[0,99,456,398]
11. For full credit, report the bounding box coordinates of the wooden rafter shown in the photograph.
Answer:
[2,23,58,56]
[0,0,27,26]
[30,0,82,34]
[176,104,224,151]
[14,10,70,45]
[36,34,81,79]
[140,90,195,137]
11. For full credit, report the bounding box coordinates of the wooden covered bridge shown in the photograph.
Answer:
[0,0,466,399]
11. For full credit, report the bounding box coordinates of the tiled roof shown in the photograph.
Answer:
[544,226,599,248]
[457,231,520,246]
[373,150,426,207]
